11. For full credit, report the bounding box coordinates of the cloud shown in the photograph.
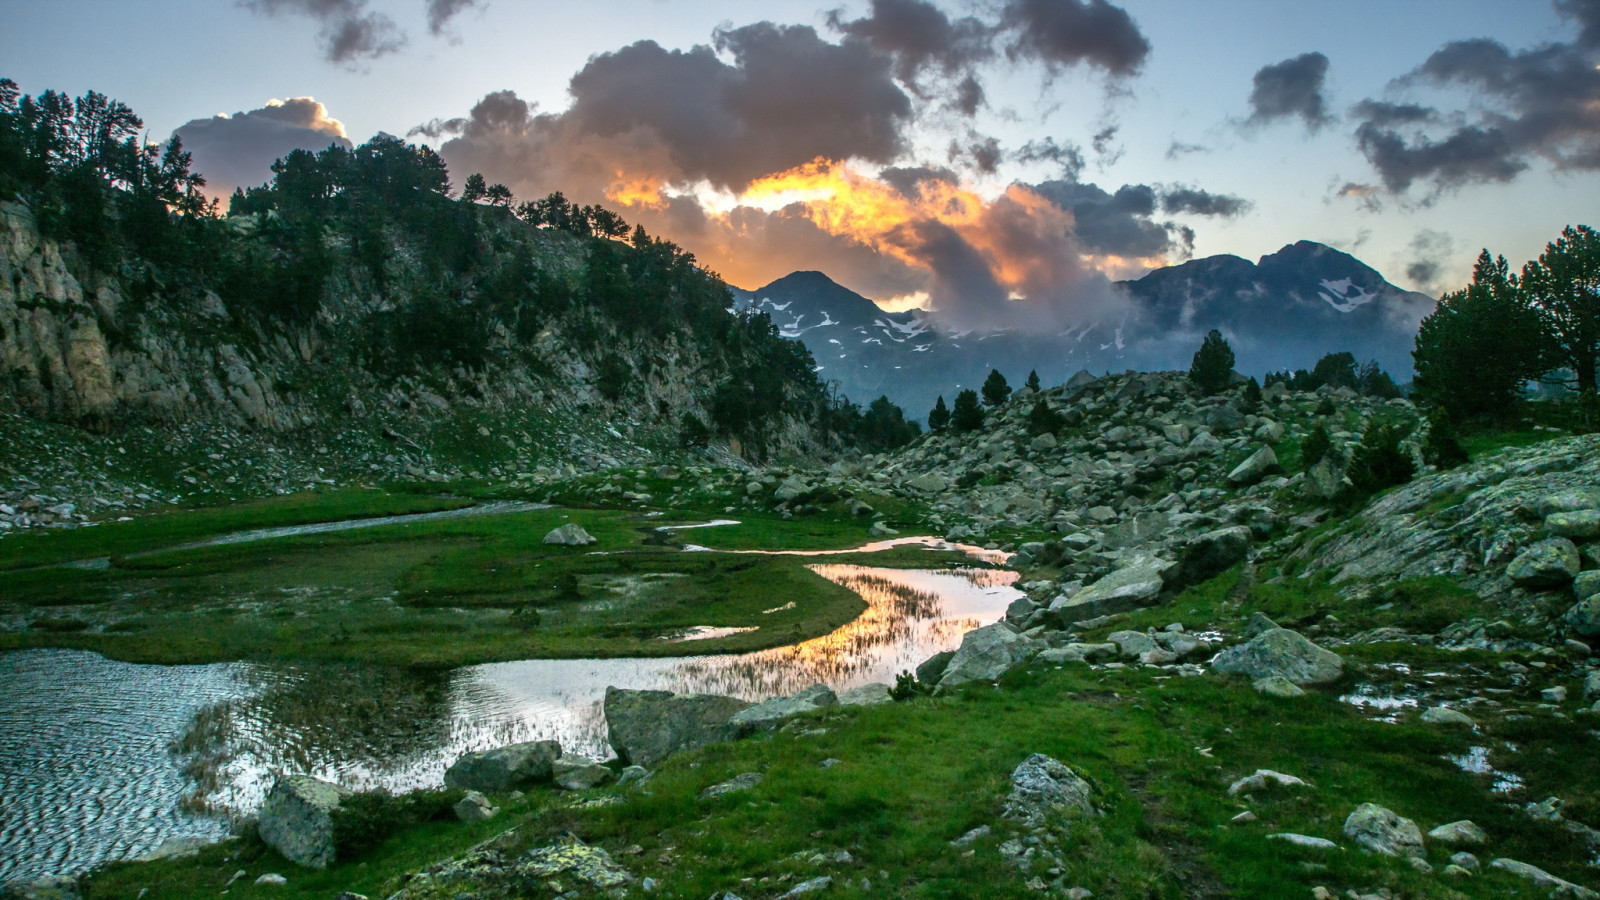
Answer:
[1161,186,1251,218]
[426,0,483,36]
[242,0,405,65]
[1165,140,1208,159]
[175,98,353,196]
[1403,228,1455,294]
[828,0,995,86]
[1001,0,1151,77]
[947,134,1002,174]
[1246,52,1332,130]
[1015,137,1085,180]
[1030,179,1195,259]
[1557,0,1600,48]
[1352,27,1600,194]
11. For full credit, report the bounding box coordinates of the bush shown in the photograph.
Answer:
[1026,399,1064,436]
[1422,414,1468,469]
[889,671,929,701]
[1301,423,1332,471]
[1348,421,1417,495]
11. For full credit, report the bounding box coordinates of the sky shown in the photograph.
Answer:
[4,0,1597,330]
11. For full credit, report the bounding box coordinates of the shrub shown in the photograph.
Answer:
[1348,421,1417,495]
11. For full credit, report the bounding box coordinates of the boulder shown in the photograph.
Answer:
[1227,446,1279,486]
[1211,628,1344,686]
[1002,753,1098,827]
[1428,820,1487,845]
[1489,858,1600,899]
[906,473,949,493]
[1506,537,1580,588]
[542,523,596,546]
[1228,769,1309,795]
[552,756,614,791]
[915,650,955,684]
[1175,525,1251,588]
[1106,630,1158,659]
[1253,676,1305,698]
[1566,597,1600,636]
[452,791,497,822]
[1303,458,1348,500]
[1048,556,1174,622]
[444,740,562,792]
[604,687,752,768]
[838,683,893,706]
[1547,510,1600,540]
[1575,570,1600,601]
[1539,489,1600,517]
[1243,611,1280,639]
[257,774,351,869]
[773,476,810,501]
[1420,706,1476,728]
[728,684,837,734]
[1343,803,1426,859]
[1030,433,1059,451]
[939,624,1037,687]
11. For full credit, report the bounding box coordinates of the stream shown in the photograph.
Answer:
[0,536,1019,885]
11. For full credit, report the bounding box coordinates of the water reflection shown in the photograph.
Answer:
[0,561,1017,884]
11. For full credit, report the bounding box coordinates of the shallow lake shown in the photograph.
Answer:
[0,546,1018,884]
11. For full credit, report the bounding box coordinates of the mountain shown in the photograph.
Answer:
[733,242,1434,419]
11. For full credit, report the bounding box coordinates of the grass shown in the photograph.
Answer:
[85,655,1599,899]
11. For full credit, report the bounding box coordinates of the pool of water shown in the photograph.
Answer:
[0,551,1017,884]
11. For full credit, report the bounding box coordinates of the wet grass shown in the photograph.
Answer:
[86,653,1600,900]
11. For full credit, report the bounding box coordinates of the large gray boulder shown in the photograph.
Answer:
[1175,526,1251,588]
[1048,556,1174,622]
[915,650,955,684]
[773,476,811,501]
[542,523,596,546]
[728,684,837,734]
[938,624,1037,687]
[1507,538,1581,588]
[1342,803,1425,859]
[1540,489,1600,517]
[604,687,752,768]
[1303,458,1348,500]
[1566,596,1600,636]
[257,775,351,869]
[1227,446,1280,486]
[838,682,893,706]
[1210,628,1344,686]
[1547,510,1600,540]
[444,740,562,792]
[906,473,949,493]
[1002,753,1099,827]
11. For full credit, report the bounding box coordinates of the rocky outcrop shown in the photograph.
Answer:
[938,624,1037,687]
[728,684,837,734]
[604,687,751,768]
[256,775,350,869]
[1210,628,1344,686]
[1048,556,1174,623]
[443,740,562,793]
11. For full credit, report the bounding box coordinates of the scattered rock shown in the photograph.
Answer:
[444,740,562,792]
[938,624,1037,687]
[728,684,837,733]
[604,687,752,768]
[1567,597,1600,636]
[1428,820,1487,846]
[1489,858,1599,899]
[1450,851,1480,871]
[1002,753,1098,827]
[452,790,497,822]
[1227,446,1279,486]
[950,825,992,846]
[254,874,287,887]
[1252,676,1305,698]
[1342,803,1426,860]
[542,523,597,546]
[1211,628,1344,686]
[1266,833,1339,850]
[1547,510,1600,540]
[256,774,351,869]
[1420,706,1476,727]
[1175,525,1252,589]
[701,772,764,799]
[1227,769,1309,796]
[1507,538,1581,588]
[552,756,614,790]
[776,876,832,898]
[837,683,893,706]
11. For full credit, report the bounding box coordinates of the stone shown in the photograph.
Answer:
[553,756,614,790]
[1030,433,1059,451]
[906,473,949,493]
[1107,630,1158,658]
[617,765,652,786]
[1243,612,1280,639]
[4,876,82,900]
[728,684,837,734]
[1542,685,1568,703]
[951,824,992,846]
[1547,510,1600,539]
[1303,458,1347,500]
[1506,537,1581,588]
[1002,753,1098,827]
[1428,820,1487,845]
[1450,851,1480,871]
[444,740,562,792]
[1227,446,1279,486]
[1006,595,1038,622]
[1253,676,1305,698]
[1265,833,1338,850]
[1049,556,1174,621]
[1420,706,1476,727]
[1211,628,1344,686]
[837,683,893,706]
[939,624,1037,687]
[915,650,955,684]
[1586,670,1600,700]
[453,790,497,822]
[700,772,763,798]
[1175,525,1251,588]
[1342,803,1425,859]
[254,873,287,886]
[542,523,597,546]
[257,774,351,869]
[773,476,810,501]
[1228,769,1309,795]
[1540,489,1600,517]
[1566,597,1600,636]
[776,877,833,898]
[521,836,634,890]
[604,687,752,768]
[1489,858,1599,899]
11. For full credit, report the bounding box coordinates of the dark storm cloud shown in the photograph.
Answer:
[1030,180,1185,258]
[242,0,405,65]
[175,98,353,195]
[1352,11,1600,195]
[948,135,1002,174]
[425,0,483,36]
[1001,0,1151,77]
[1161,186,1251,218]
[828,0,995,83]
[1246,52,1332,130]
[877,165,960,197]
[560,23,912,190]
[1404,229,1455,294]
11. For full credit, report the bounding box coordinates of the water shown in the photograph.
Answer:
[0,555,1017,884]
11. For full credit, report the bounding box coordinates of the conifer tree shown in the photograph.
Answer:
[1412,251,1545,422]
[928,395,950,431]
[1188,329,1235,395]
[981,369,1012,407]
[1025,369,1041,392]
[952,389,984,432]
[1521,224,1600,395]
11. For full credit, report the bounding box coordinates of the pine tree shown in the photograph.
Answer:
[1188,329,1235,395]
[1412,251,1545,422]
[928,395,950,431]
[981,369,1012,407]
[1521,224,1600,395]
[952,389,984,432]
[1027,399,1063,436]
[1025,369,1041,392]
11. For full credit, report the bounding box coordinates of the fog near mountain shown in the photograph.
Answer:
[733,241,1433,419]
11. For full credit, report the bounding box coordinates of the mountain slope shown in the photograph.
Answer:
[736,243,1433,418]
